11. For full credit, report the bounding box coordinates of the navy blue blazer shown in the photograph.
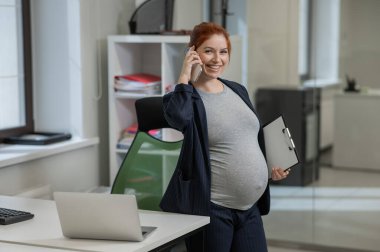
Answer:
[160,78,270,216]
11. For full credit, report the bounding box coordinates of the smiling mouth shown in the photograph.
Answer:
[206,65,222,70]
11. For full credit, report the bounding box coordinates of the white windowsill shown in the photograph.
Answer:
[0,137,99,168]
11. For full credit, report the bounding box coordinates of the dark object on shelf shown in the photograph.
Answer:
[255,86,320,186]
[4,132,72,145]
[0,207,34,225]
[129,0,175,34]
[344,74,360,92]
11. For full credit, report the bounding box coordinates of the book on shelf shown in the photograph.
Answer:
[114,73,161,95]
[117,73,161,83]
[116,124,137,149]
[114,83,161,94]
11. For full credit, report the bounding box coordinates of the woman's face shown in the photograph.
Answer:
[196,34,229,80]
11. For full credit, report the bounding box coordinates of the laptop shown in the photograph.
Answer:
[53,192,156,241]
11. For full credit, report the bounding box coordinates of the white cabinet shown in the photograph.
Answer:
[332,90,380,171]
[107,35,243,184]
[107,35,188,184]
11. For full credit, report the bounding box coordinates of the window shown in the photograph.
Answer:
[309,0,340,81]
[298,0,311,80]
[300,0,341,84]
[0,0,32,142]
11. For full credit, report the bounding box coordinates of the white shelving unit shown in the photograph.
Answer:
[107,34,243,185]
[107,35,188,184]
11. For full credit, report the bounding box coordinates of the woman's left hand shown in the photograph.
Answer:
[271,167,290,181]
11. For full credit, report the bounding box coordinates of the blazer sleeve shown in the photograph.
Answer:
[163,84,194,132]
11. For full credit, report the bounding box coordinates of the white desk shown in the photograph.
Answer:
[0,241,73,252]
[332,90,380,170]
[0,196,209,252]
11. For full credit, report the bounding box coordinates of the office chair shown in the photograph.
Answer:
[111,97,183,211]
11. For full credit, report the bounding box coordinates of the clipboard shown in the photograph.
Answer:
[263,116,299,178]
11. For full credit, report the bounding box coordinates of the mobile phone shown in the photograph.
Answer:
[190,64,202,83]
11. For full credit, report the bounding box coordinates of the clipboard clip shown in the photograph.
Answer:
[282,127,296,150]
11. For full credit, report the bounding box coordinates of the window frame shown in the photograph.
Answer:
[0,0,33,142]
[299,0,312,82]
[303,0,341,83]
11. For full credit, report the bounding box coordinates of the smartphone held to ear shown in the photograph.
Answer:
[191,64,202,83]
[185,47,202,83]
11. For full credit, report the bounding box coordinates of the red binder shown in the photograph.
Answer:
[116,73,161,84]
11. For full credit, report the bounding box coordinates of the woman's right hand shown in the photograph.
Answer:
[271,167,290,181]
[177,46,203,84]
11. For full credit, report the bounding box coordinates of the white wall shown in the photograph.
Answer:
[339,0,380,89]
[0,147,99,196]
[172,0,203,30]
[247,0,300,99]
[79,0,136,186]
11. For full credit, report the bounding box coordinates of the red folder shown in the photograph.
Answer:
[116,73,161,84]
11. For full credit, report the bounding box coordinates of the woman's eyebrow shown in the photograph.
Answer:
[203,47,228,51]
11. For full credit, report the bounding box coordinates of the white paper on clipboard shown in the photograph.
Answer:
[263,116,299,178]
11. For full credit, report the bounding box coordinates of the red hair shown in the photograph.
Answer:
[189,22,231,55]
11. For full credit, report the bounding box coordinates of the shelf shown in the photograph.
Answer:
[108,35,189,44]
[108,35,189,184]
[116,147,180,156]
[114,92,162,99]
[116,148,130,154]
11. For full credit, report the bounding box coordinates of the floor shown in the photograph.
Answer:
[268,246,322,252]
[264,149,380,252]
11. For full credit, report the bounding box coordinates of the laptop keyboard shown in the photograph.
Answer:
[0,207,34,225]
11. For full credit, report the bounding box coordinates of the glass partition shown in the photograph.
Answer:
[259,0,380,251]
[313,0,380,250]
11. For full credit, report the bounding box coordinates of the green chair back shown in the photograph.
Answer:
[111,131,182,211]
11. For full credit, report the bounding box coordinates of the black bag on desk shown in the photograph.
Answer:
[129,0,175,34]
